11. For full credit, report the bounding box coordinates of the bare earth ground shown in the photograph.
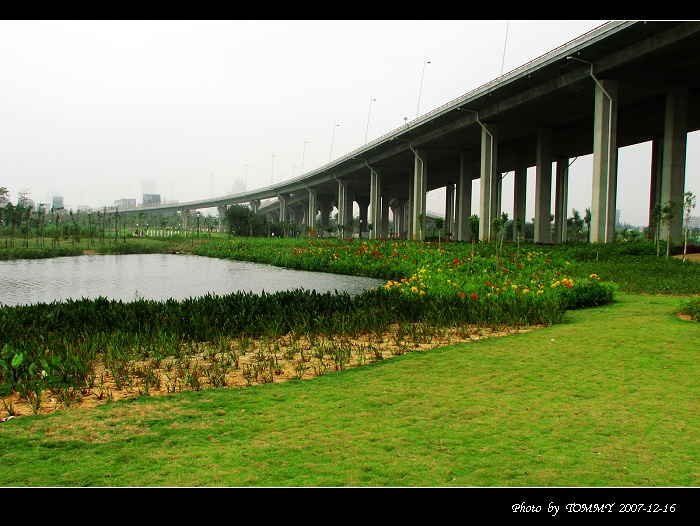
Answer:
[2,253,698,421]
[1,323,539,420]
[676,252,700,262]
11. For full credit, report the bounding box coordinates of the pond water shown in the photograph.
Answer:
[0,254,387,307]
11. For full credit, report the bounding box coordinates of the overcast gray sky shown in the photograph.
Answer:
[1,20,697,227]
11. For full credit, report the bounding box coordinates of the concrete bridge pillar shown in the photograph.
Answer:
[648,137,664,239]
[180,209,189,234]
[445,183,455,240]
[660,84,689,243]
[410,149,428,240]
[288,204,302,235]
[406,171,414,238]
[217,204,228,234]
[369,167,381,239]
[534,126,553,244]
[512,157,528,242]
[249,199,261,213]
[278,194,290,223]
[307,188,318,236]
[456,151,473,242]
[356,195,370,238]
[390,200,403,238]
[479,124,497,241]
[290,205,301,226]
[337,178,354,237]
[554,158,570,243]
[381,188,390,238]
[591,79,618,243]
[318,193,333,236]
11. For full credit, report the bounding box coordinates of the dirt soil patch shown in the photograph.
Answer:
[1,324,538,420]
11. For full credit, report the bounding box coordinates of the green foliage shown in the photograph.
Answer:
[224,204,268,237]
[676,297,700,321]
[4,236,700,407]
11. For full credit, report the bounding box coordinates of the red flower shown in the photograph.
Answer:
[459,292,465,298]
[471,293,478,299]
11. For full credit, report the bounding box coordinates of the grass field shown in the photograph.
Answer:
[0,238,698,514]
[1,292,697,487]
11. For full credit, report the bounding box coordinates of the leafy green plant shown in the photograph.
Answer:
[682,191,697,262]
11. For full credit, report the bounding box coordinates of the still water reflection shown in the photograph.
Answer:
[0,254,386,307]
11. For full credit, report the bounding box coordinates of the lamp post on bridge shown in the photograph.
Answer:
[301,140,308,174]
[271,153,275,184]
[365,95,376,144]
[329,122,339,163]
[416,56,431,119]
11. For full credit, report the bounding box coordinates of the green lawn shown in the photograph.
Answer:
[1,292,697,491]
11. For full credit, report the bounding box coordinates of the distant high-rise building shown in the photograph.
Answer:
[142,179,157,195]
[114,198,136,209]
[52,196,64,210]
[142,194,161,206]
[231,177,245,194]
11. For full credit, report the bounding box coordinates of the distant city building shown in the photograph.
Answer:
[231,177,245,194]
[142,179,157,195]
[18,197,36,210]
[52,196,64,210]
[142,193,161,206]
[114,198,136,209]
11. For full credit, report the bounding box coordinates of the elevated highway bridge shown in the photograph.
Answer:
[116,21,700,243]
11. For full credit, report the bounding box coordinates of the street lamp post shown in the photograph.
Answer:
[365,95,376,144]
[197,211,201,238]
[329,122,339,163]
[301,140,308,174]
[416,55,431,119]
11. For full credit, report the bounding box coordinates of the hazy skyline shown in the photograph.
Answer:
[1,20,698,227]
